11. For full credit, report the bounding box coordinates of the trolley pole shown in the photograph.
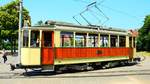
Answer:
[18,0,23,63]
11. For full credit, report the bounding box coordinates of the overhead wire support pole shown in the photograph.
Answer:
[18,0,23,63]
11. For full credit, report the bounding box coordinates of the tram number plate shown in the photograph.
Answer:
[96,50,102,54]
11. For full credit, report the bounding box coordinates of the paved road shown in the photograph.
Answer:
[0,55,150,84]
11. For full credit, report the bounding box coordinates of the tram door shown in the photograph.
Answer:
[41,31,54,65]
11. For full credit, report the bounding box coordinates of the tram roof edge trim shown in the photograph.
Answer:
[23,23,127,32]
[22,26,129,36]
[55,23,127,32]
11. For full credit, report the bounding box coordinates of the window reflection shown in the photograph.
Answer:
[100,35,108,47]
[23,30,29,47]
[119,36,126,47]
[75,33,86,47]
[111,35,118,47]
[30,31,39,47]
[88,34,98,47]
[60,32,73,47]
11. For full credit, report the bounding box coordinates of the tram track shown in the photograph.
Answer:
[28,72,150,79]
[0,69,150,79]
[81,69,150,74]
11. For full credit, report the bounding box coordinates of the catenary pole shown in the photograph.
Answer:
[18,0,23,63]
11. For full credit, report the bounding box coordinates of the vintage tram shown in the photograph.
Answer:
[12,21,139,71]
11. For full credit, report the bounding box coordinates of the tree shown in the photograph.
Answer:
[137,15,150,51]
[0,11,18,30]
[36,20,44,26]
[0,0,31,54]
[0,11,18,50]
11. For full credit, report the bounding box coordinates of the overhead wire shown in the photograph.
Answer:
[80,13,91,26]
[99,4,139,20]
[73,16,82,25]
[73,0,140,27]
[76,0,138,20]
[73,0,109,26]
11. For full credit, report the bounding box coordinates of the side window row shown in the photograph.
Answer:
[60,32,129,48]
[23,30,135,48]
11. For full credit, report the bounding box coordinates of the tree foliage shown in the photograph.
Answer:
[0,11,18,30]
[36,20,44,26]
[0,0,31,29]
[0,0,31,52]
[137,15,150,51]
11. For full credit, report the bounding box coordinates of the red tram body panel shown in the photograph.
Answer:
[41,48,54,65]
[41,47,133,65]
[55,48,132,59]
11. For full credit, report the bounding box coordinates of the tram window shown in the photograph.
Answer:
[30,31,39,47]
[110,35,118,47]
[119,36,126,47]
[60,32,73,47]
[43,31,52,47]
[100,35,108,47]
[129,37,132,47]
[75,33,86,47]
[88,34,98,47]
[23,30,28,47]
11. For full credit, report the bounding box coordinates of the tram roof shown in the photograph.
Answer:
[23,21,130,35]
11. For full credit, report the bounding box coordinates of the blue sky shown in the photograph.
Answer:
[0,0,150,29]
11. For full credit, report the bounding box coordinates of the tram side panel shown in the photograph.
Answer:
[54,48,132,65]
[41,47,54,65]
[21,48,41,66]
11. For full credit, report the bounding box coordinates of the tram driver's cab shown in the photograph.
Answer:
[21,29,54,66]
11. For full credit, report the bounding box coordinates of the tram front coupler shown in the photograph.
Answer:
[10,63,22,71]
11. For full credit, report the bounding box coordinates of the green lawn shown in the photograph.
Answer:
[137,51,150,56]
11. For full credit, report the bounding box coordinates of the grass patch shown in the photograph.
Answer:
[136,51,150,56]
